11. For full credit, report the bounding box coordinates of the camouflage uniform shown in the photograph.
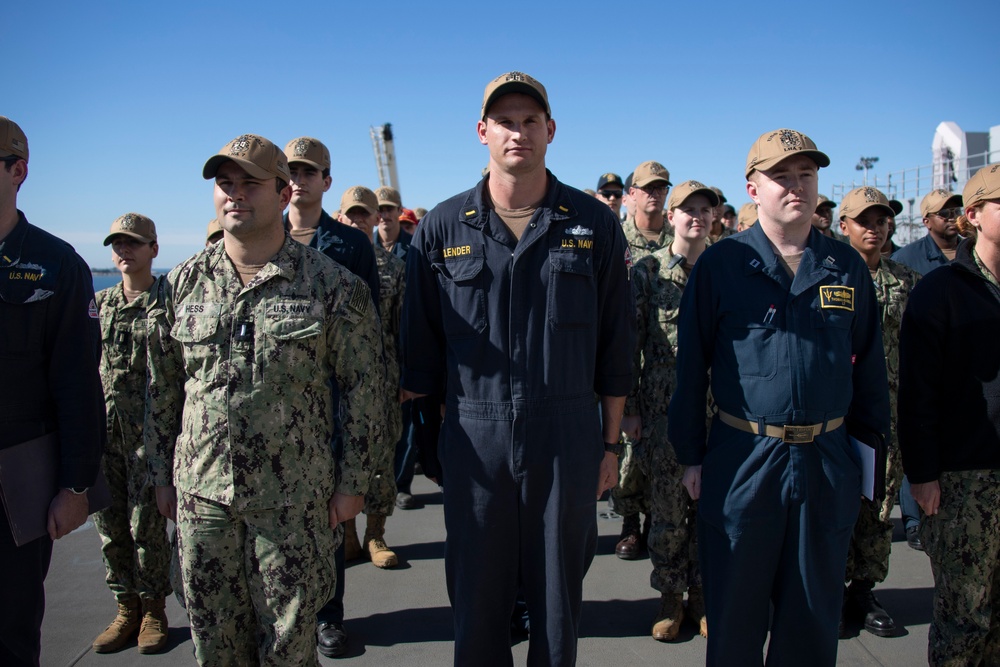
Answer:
[844,258,920,583]
[145,237,385,667]
[615,220,672,516]
[922,470,1000,666]
[366,245,405,516]
[93,280,172,603]
[627,249,701,594]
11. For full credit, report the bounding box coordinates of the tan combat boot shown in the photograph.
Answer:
[343,517,363,561]
[687,586,708,638]
[137,597,169,654]
[363,513,398,568]
[93,596,141,653]
[651,593,685,642]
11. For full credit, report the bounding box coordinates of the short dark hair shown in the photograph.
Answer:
[3,156,25,192]
[322,168,331,179]
[276,179,287,194]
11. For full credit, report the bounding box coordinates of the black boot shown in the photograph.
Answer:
[615,514,642,560]
[847,580,895,637]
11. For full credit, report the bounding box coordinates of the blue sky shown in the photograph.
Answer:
[8,0,999,268]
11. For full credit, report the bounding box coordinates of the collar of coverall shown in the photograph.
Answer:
[740,221,842,281]
[458,170,577,229]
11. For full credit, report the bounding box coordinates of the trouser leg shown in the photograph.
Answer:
[244,501,336,667]
[440,415,518,667]
[0,505,52,667]
[519,408,602,667]
[177,493,257,667]
[924,471,1000,666]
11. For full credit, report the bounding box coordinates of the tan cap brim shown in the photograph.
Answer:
[103,230,154,246]
[203,155,277,182]
[750,150,830,177]
[287,158,326,171]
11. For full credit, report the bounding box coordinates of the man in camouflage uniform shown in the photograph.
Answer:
[615,160,673,559]
[338,185,405,569]
[837,186,920,637]
[145,134,385,667]
[626,181,718,641]
[92,213,172,654]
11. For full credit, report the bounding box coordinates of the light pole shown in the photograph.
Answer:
[856,156,879,185]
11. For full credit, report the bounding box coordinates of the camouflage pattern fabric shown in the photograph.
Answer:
[845,257,919,583]
[614,249,685,515]
[144,236,385,664]
[921,470,1000,666]
[622,217,672,264]
[625,249,701,593]
[144,236,384,506]
[178,492,337,667]
[367,245,406,516]
[92,280,171,601]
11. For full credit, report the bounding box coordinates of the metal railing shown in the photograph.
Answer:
[831,148,999,245]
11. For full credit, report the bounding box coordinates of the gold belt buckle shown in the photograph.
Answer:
[782,425,815,444]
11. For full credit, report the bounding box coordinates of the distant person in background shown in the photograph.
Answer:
[595,172,625,218]
[720,204,737,231]
[92,213,171,654]
[811,194,837,238]
[880,200,903,257]
[707,187,732,243]
[736,202,758,231]
[892,189,963,275]
[898,164,1000,666]
[339,185,404,572]
[374,186,412,260]
[837,187,919,639]
[0,115,104,667]
[398,207,419,236]
[206,218,223,245]
[615,160,673,561]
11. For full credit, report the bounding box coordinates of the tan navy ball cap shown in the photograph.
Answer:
[738,202,758,228]
[816,194,837,210]
[482,71,551,120]
[340,186,378,216]
[839,186,894,221]
[888,200,903,216]
[709,186,726,204]
[375,186,402,208]
[0,116,28,161]
[631,161,672,189]
[920,189,963,218]
[667,180,720,211]
[745,128,830,179]
[284,136,330,171]
[104,212,157,246]
[203,134,291,186]
[206,218,223,242]
[963,164,1000,210]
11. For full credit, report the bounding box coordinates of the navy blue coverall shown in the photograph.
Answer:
[668,223,890,666]
[401,174,635,666]
[0,212,104,666]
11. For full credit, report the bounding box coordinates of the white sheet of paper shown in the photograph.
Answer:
[851,435,876,501]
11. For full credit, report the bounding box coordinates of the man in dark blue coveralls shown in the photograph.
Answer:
[400,72,636,666]
[668,129,890,666]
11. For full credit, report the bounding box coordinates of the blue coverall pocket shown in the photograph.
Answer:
[434,247,487,338]
[547,249,596,329]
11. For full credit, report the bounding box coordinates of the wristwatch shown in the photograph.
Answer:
[65,487,89,495]
[604,440,624,457]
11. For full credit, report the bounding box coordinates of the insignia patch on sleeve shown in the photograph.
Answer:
[819,285,854,311]
[347,280,370,318]
[88,298,99,318]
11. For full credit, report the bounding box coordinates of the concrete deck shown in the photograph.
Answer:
[42,474,933,666]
